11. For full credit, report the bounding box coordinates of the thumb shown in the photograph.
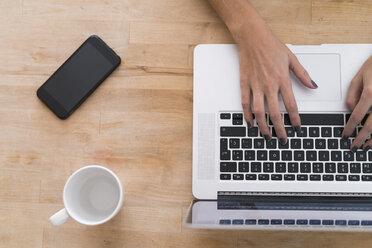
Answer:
[289,53,318,89]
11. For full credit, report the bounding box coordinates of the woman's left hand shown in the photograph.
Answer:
[343,55,372,151]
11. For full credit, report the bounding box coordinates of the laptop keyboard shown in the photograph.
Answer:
[219,112,372,182]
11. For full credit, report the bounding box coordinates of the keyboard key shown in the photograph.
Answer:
[300,163,311,173]
[271,174,283,180]
[363,163,372,173]
[271,219,283,225]
[241,138,252,149]
[269,150,280,161]
[299,114,344,125]
[258,174,269,180]
[327,139,338,149]
[220,162,237,172]
[258,219,269,225]
[220,150,231,160]
[221,127,246,137]
[232,219,244,225]
[284,219,295,225]
[297,127,307,137]
[284,174,295,180]
[232,113,243,125]
[362,175,372,181]
[323,175,334,181]
[321,127,332,137]
[246,174,257,180]
[313,163,323,173]
[278,141,289,149]
[356,151,367,161]
[257,150,268,160]
[306,151,317,161]
[325,163,336,173]
[338,163,348,173]
[319,151,329,161]
[303,139,314,149]
[290,139,301,149]
[285,127,295,137]
[219,219,231,225]
[315,139,326,149]
[310,174,321,181]
[239,162,249,172]
[276,162,286,172]
[331,151,342,161]
[288,163,299,173]
[361,221,372,226]
[336,175,347,181]
[232,150,243,160]
[245,150,255,161]
[282,151,292,161]
[322,220,334,225]
[220,113,231,119]
[310,219,321,225]
[296,219,308,225]
[297,174,308,181]
[343,151,354,161]
[233,174,244,180]
[248,127,259,137]
[335,220,347,226]
[283,114,291,125]
[333,127,343,137]
[229,138,240,149]
[309,127,320,137]
[266,139,277,149]
[350,163,361,173]
[254,138,265,148]
[348,220,360,226]
[294,150,305,161]
[349,175,360,181]
[251,162,261,172]
[220,174,231,180]
[361,114,369,125]
[245,219,257,225]
[340,139,351,149]
[263,162,274,172]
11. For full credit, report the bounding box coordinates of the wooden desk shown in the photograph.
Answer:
[1,0,371,247]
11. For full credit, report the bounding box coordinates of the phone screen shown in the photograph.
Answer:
[42,41,114,112]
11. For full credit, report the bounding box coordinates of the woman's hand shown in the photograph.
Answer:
[208,0,317,144]
[342,56,372,151]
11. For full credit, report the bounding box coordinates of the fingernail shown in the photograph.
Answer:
[342,135,349,140]
[351,146,357,152]
[264,134,270,141]
[364,146,370,152]
[294,125,300,133]
[311,80,318,88]
[279,138,287,145]
[247,122,251,128]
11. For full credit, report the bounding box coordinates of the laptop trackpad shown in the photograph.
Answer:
[290,53,341,102]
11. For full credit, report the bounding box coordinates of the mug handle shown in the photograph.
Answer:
[49,208,70,226]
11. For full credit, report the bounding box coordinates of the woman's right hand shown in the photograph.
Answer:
[208,0,318,144]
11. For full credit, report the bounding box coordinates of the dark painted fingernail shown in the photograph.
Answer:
[264,134,270,141]
[351,146,358,152]
[342,135,349,140]
[311,80,318,88]
[247,122,251,128]
[279,138,287,145]
[363,146,370,152]
[294,125,300,133]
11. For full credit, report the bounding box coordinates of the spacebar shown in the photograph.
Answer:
[296,114,344,125]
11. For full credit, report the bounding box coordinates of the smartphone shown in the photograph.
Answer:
[37,35,121,119]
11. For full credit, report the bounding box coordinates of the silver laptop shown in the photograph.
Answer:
[186,44,372,230]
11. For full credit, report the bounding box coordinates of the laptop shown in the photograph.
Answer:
[185,44,372,230]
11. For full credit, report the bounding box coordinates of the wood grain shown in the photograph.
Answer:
[0,0,372,247]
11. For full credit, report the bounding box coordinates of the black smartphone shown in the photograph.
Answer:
[37,35,121,119]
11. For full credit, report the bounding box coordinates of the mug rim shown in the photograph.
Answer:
[63,165,124,225]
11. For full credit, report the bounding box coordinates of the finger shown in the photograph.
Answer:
[252,91,271,140]
[345,70,363,111]
[266,91,287,144]
[354,114,372,151]
[240,79,254,128]
[279,80,301,132]
[288,53,318,89]
[342,90,372,139]
[362,136,372,152]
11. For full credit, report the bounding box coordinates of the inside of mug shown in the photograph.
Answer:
[64,167,121,224]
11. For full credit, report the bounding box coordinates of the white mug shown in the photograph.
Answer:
[50,165,123,226]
